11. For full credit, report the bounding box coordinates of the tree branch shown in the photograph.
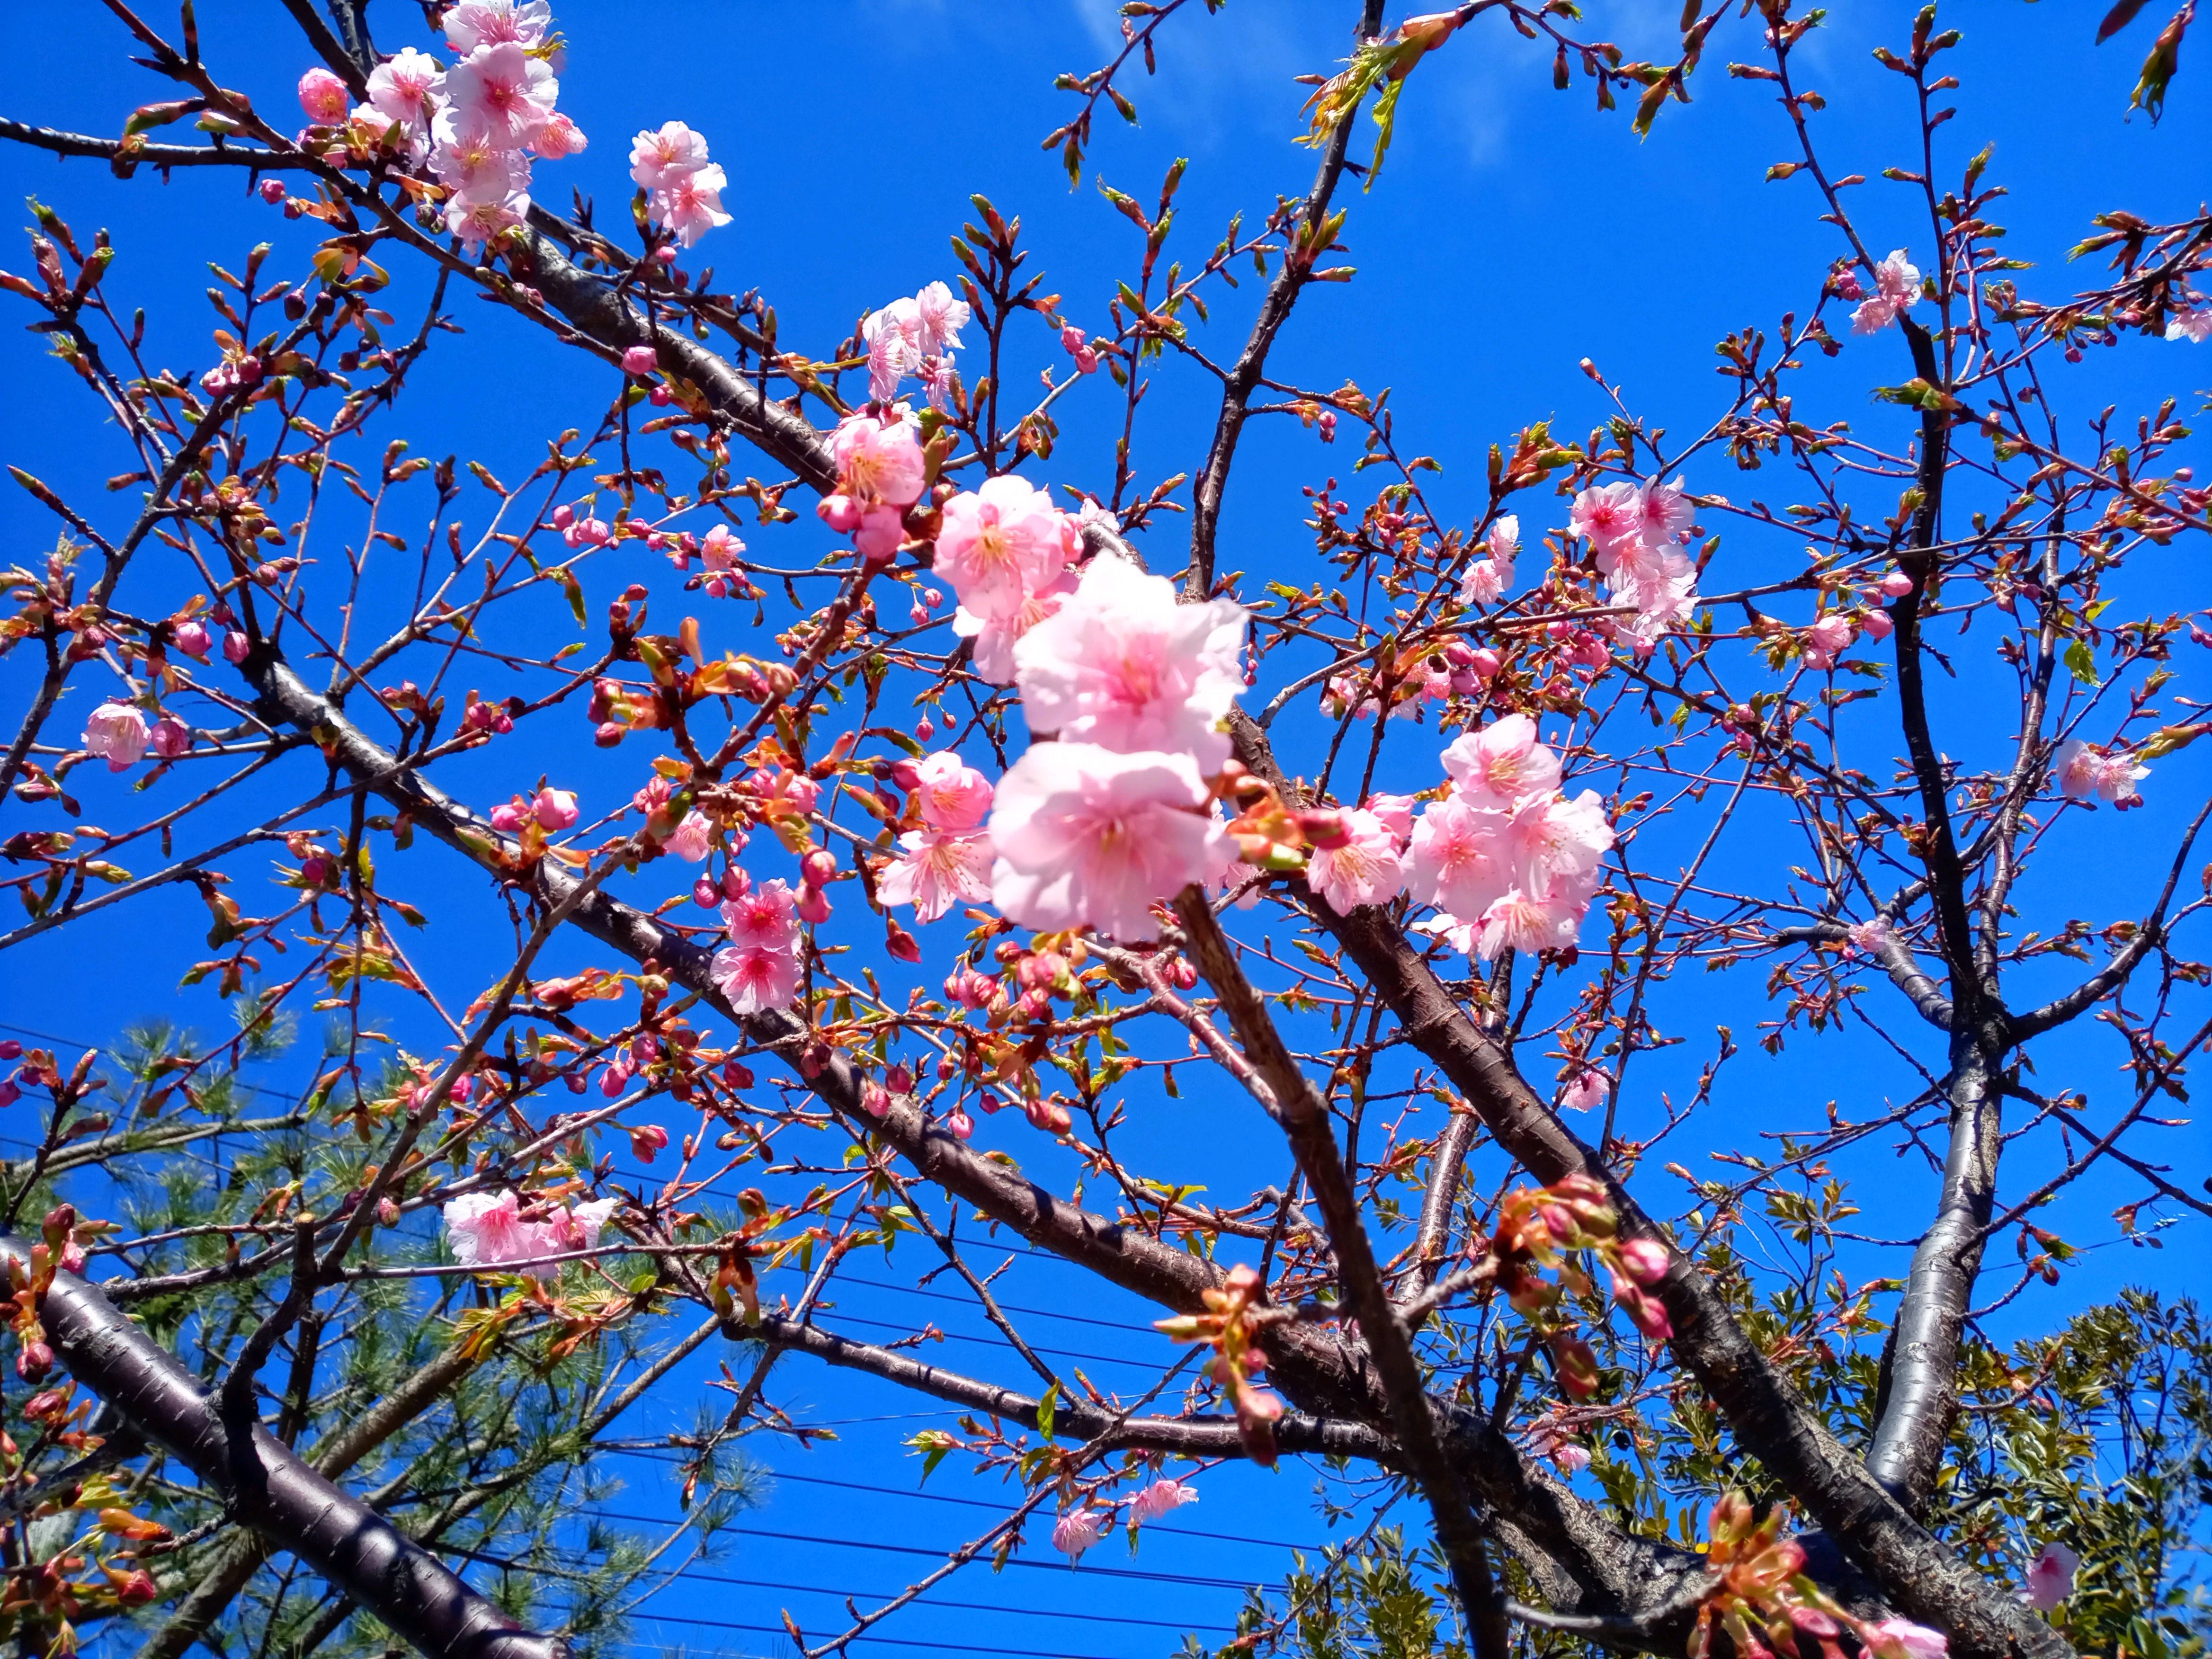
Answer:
[0,1236,563,1659]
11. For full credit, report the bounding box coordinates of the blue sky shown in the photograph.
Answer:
[3,2,2210,1657]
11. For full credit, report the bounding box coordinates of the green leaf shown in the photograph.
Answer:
[1036,1382,1058,1442]
[2063,639,2099,686]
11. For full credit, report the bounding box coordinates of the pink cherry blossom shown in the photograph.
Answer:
[443,181,530,250]
[956,574,1075,687]
[989,744,1228,942]
[443,1190,552,1268]
[1847,917,1891,956]
[667,811,713,862]
[911,751,994,832]
[629,121,710,190]
[1011,552,1247,772]
[657,161,731,248]
[298,68,349,126]
[1852,249,1922,334]
[863,298,921,402]
[444,42,556,150]
[830,410,928,509]
[2022,1541,2078,1611]
[1867,1619,1947,1659]
[1472,887,1587,959]
[1487,514,1520,561]
[1459,555,1513,607]
[1366,793,1417,844]
[1559,1070,1608,1113]
[710,943,800,1015]
[1052,1509,1105,1561]
[83,701,149,771]
[442,0,551,52]
[1440,714,1563,804]
[1570,481,1643,551]
[1804,612,1856,670]
[1637,477,1694,545]
[935,475,1074,622]
[1408,793,1514,923]
[1129,1478,1199,1523]
[2167,295,2212,343]
[879,830,995,923]
[1305,809,1406,912]
[544,1196,618,1254]
[366,48,445,132]
[723,879,800,954]
[528,110,588,159]
[532,786,578,830]
[1505,788,1614,900]
[430,118,526,200]
[913,281,971,357]
[2053,740,2147,804]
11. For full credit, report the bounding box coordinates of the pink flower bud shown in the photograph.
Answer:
[551,504,575,530]
[629,1124,669,1161]
[1880,571,1914,598]
[694,877,722,908]
[801,848,838,888]
[817,494,865,533]
[173,619,212,659]
[1862,610,1894,642]
[489,803,524,832]
[653,245,677,266]
[223,630,251,665]
[945,1106,974,1142]
[594,722,625,747]
[1317,410,1337,441]
[861,1081,892,1118]
[1616,1237,1670,1285]
[1024,1096,1073,1134]
[797,885,831,924]
[259,179,287,205]
[16,1339,54,1381]
[915,717,936,741]
[149,717,191,759]
[533,786,580,830]
[1061,323,1086,353]
[649,385,672,406]
[1470,647,1501,677]
[299,855,331,887]
[621,345,659,376]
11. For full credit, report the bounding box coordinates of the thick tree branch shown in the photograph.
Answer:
[0,1237,563,1659]
[1173,888,1508,1659]
[1226,710,2074,1659]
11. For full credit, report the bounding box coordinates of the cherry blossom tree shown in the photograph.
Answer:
[1,4,2209,1659]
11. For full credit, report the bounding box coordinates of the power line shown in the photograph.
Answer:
[577,1513,1273,1590]
[444,1547,1235,1635]
[590,1455,1326,1552]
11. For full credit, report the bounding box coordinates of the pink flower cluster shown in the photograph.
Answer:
[1406,714,1614,960]
[628,121,732,248]
[2053,739,2148,806]
[442,1187,618,1276]
[819,409,928,564]
[1569,477,1699,653]
[864,282,971,410]
[488,785,579,833]
[82,701,188,770]
[879,752,996,924]
[1849,248,1922,335]
[986,551,1247,941]
[710,874,803,1014]
[311,3,582,250]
